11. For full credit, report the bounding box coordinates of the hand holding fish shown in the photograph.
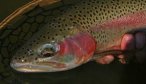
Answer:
[10,0,146,72]
[96,32,146,64]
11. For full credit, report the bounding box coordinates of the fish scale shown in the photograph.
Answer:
[0,0,146,83]
[11,0,146,72]
[15,0,146,55]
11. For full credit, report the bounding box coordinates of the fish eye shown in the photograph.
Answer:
[40,46,56,57]
[37,42,60,57]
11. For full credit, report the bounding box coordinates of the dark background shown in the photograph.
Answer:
[0,0,146,84]
[0,0,30,22]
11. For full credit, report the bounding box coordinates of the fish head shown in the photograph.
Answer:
[10,25,96,72]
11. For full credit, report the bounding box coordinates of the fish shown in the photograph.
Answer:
[10,0,146,72]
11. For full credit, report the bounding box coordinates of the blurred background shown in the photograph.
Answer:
[0,0,30,22]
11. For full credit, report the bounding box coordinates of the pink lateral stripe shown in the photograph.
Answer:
[95,11,146,29]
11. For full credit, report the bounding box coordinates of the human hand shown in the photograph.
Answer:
[96,32,146,64]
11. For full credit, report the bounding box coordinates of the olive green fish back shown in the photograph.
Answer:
[13,0,146,62]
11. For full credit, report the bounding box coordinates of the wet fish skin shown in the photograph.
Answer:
[10,0,146,72]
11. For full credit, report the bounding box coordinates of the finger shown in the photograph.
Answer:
[121,34,135,50]
[95,55,114,64]
[117,54,127,64]
[118,55,124,59]
[135,32,146,63]
[119,34,135,63]
[135,32,146,49]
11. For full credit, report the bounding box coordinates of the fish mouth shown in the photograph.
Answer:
[10,61,69,72]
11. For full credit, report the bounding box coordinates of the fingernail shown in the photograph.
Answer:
[103,55,114,64]
[118,55,124,59]
[119,59,126,64]
[96,55,114,64]
[121,34,135,50]
[136,32,146,49]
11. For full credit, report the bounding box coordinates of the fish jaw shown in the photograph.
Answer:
[10,57,80,72]
[10,32,96,72]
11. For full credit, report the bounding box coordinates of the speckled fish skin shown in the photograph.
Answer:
[10,0,146,73]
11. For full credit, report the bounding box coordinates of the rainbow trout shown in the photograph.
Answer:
[10,0,146,72]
